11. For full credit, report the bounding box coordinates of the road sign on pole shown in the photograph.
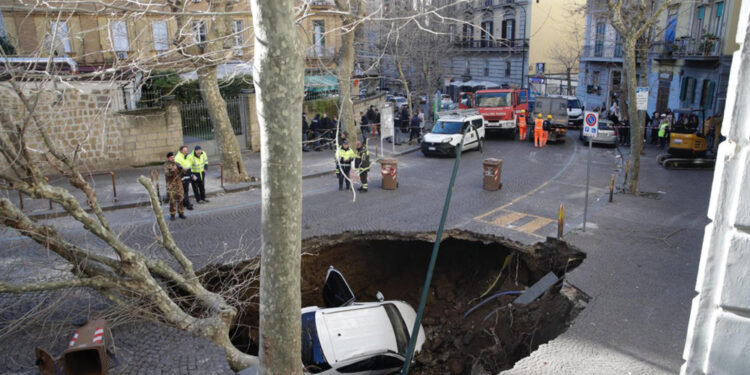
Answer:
[582,112,598,232]
[636,87,649,110]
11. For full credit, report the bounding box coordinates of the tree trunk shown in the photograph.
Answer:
[623,39,643,194]
[566,68,572,95]
[337,29,357,140]
[395,55,413,121]
[249,0,303,373]
[197,66,249,183]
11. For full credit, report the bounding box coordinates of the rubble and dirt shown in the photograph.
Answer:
[200,230,589,374]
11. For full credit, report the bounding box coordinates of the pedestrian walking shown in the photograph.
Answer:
[322,113,334,149]
[374,109,381,136]
[164,152,186,220]
[188,145,209,204]
[311,114,322,151]
[409,113,421,144]
[335,140,356,191]
[658,114,670,149]
[355,140,370,192]
[360,111,370,143]
[534,114,544,148]
[400,105,409,134]
[174,145,195,210]
[302,113,310,152]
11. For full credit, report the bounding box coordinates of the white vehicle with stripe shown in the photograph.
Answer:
[301,267,426,374]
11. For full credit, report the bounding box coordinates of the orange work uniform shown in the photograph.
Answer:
[534,118,544,147]
[519,114,527,140]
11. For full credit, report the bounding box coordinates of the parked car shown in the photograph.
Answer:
[579,118,617,146]
[422,109,485,156]
[301,267,426,374]
[390,96,408,110]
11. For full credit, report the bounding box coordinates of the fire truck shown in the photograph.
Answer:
[473,88,530,137]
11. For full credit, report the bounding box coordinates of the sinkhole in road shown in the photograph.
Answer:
[201,230,589,374]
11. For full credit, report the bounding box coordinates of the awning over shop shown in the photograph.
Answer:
[305,75,339,92]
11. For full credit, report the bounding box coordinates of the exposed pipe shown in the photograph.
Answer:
[463,290,523,319]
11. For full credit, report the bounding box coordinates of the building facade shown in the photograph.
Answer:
[443,0,531,89]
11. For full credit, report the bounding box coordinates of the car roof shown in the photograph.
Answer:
[316,303,398,364]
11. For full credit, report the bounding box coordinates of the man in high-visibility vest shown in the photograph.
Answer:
[518,110,527,141]
[174,145,194,210]
[534,114,544,148]
[543,115,553,146]
[188,145,209,204]
[335,140,357,190]
[658,113,670,149]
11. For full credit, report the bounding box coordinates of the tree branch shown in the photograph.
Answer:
[0,276,117,293]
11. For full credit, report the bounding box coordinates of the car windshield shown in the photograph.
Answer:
[432,121,462,134]
[301,312,331,373]
[475,92,511,107]
[598,121,613,130]
[568,99,582,109]
[383,304,409,355]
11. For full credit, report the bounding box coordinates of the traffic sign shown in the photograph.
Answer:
[583,112,598,137]
[636,87,649,110]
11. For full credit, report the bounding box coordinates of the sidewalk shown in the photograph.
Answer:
[5,142,419,218]
[503,144,713,374]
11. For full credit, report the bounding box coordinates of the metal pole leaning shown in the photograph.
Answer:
[558,203,564,239]
[624,160,630,182]
[609,174,615,203]
[220,165,224,189]
[109,172,117,202]
[401,127,470,375]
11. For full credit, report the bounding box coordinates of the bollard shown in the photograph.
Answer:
[108,172,117,202]
[18,191,24,210]
[220,165,224,188]
[624,160,629,182]
[558,203,564,239]
[609,174,615,203]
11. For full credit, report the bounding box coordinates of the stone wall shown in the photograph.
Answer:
[0,82,182,174]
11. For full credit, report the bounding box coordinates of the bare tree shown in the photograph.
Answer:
[170,0,250,183]
[249,0,304,373]
[607,0,671,194]
[550,12,584,96]
[334,0,366,140]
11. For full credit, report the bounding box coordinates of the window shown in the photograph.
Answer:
[449,24,455,43]
[484,59,490,76]
[0,12,6,38]
[594,22,605,57]
[50,21,72,53]
[476,92,511,107]
[501,18,515,40]
[339,355,404,373]
[714,2,724,36]
[680,76,697,103]
[505,61,511,77]
[462,24,473,42]
[111,21,129,52]
[480,20,493,47]
[313,20,325,52]
[192,21,206,45]
[152,21,169,51]
[592,71,600,86]
[232,20,244,48]
[694,6,705,37]
[465,59,470,74]
[700,80,715,109]
[614,32,623,57]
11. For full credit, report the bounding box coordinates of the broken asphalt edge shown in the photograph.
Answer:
[24,146,421,219]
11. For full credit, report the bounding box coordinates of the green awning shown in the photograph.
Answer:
[305,75,338,93]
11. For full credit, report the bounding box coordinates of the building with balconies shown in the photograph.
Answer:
[647,0,741,116]
[576,0,625,112]
[442,0,531,90]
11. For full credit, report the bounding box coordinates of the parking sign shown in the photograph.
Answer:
[583,112,598,137]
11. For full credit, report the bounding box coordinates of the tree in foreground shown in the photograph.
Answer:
[606,0,671,194]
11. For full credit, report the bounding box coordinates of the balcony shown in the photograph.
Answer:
[651,36,723,60]
[581,44,623,62]
[306,46,336,59]
[453,38,528,53]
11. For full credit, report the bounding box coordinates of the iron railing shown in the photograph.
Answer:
[180,96,245,141]
[454,38,528,51]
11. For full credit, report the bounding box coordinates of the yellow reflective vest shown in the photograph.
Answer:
[188,152,208,173]
[175,152,192,171]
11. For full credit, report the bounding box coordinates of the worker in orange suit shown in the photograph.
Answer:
[534,113,544,147]
[518,109,527,140]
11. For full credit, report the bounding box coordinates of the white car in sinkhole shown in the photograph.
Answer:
[301,267,426,374]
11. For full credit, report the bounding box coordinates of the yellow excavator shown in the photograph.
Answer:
[657,108,715,169]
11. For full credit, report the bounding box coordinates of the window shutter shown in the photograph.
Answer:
[501,20,507,39]
[680,76,687,101]
[704,81,716,109]
[509,19,515,40]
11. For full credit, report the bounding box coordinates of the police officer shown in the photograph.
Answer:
[188,145,209,204]
[164,152,186,220]
[355,140,370,192]
[174,145,194,210]
[335,140,356,191]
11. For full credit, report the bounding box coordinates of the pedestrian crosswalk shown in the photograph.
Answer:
[474,208,555,238]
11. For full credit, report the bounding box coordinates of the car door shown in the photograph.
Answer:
[472,118,485,140]
[462,121,476,149]
[323,266,356,308]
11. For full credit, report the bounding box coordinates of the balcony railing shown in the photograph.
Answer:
[651,36,722,59]
[454,38,528,52]
[581,44,623,60]
[306,46,336,59]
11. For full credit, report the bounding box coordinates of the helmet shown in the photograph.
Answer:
[521,109,526,113]
[547,115,553,119]
[537,113,543,118]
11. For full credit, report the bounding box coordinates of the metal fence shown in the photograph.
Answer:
[180,96,245,141]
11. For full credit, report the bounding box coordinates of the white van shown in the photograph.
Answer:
[421,109,486,156]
